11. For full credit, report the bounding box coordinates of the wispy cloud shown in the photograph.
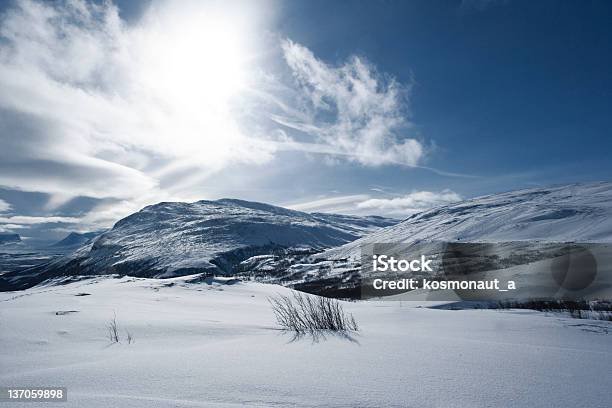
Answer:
[276,40,423,167]
[356,190,461,217]
[0,0,456,235]
[288,190,462,217]
[0,215,81,225]
[0,0,273,216]
[288,194,371,214]
[0,1,158,202]
[0,199,11,212]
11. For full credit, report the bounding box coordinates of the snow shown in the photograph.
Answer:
[1,275,610,407]
[322,182,612,262]
[7,182,612,293]
[0,199,396,291]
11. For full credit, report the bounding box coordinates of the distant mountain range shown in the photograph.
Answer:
[2,183,612,293]
[50,231,103,249]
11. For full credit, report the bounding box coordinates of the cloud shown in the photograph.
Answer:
[0,1,441,236]
[0,224,24,230]
[0,0,273,207]
[0,199,11,212]
[288,194,370,214]
[277,40,423,167]
[356,190,461,217]
[0,215,81,224]
[0,1,156,201]
[288,190,461,217]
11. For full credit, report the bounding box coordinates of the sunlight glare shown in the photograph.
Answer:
[130,2,256,165]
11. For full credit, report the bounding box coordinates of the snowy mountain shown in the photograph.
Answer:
[0,199,396,290]
[50,231,103,249]
[322,182,612,262]
[244,182,612,298]
[3,183,612,293]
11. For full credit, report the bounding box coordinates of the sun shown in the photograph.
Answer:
[136,5,249,109]
[126,1,260,164]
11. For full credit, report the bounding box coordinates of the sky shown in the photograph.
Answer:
[0,0,611,244]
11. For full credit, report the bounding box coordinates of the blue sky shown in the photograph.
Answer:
[275,0,612,183]
[0,0,611,244]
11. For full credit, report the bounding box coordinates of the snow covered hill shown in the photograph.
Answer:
[0,199,395,290]
[322,182,612,262]
[242,182,612,298]
[4,183,612,293]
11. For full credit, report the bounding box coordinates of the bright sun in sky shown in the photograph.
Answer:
[139,11,248,105]
[124,1,260,175]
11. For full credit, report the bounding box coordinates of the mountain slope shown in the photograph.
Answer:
[322,182,612,261]
[0,199,396,290]
[50,231,103,249]
[4,183,611,293]
[88,199,395,276]
[245,182,612,298]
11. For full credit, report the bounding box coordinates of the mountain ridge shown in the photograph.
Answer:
[50,231,103,248]
[0,198,397,290]
[321,182,612,263]
[3,183,612,292]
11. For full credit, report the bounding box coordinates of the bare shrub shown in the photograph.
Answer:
[107,312,120,343]
[126,330,134,344]
[106,313,136,343]
[269,292,359,333]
